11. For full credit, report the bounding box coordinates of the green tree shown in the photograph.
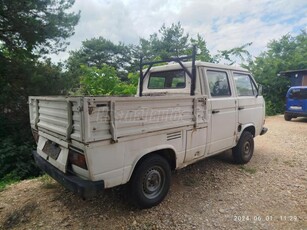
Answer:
[138,22,190,61]
[214,42,252,65]
[69,22,252,98]
[138,22,251,64]
[149,22,189,59]
[71,65,136,96]
[246,30,307,115]
[190,34,213,62]
[0,0,79,183]
[66,37,134,89]
[0,0,80,54]
[0,55,67,182]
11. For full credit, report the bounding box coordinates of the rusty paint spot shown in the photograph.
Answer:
[88,107,93,115]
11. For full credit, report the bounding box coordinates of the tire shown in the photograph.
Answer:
[129,155,171,209]
[232,131,254,164]
[284,114,292,121]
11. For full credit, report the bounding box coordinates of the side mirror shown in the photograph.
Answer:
[256,84,263,97]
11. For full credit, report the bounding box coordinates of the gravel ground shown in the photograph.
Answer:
[0,115,306,230]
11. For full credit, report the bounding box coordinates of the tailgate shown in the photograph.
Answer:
[29,96,83,142]
[287,99,305,112]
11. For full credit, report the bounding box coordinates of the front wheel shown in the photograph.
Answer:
[232,131,254,164]
[129,155,171,209]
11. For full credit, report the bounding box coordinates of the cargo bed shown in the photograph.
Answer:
[29,96,207,144]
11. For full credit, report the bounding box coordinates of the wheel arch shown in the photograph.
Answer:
[243,125,256,137]
[236,124,256,143]
[127,146,176,182]
[239,124,256,137]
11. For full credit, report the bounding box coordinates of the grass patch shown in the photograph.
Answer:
[182,176,200,187]
[39,174,57,189]
[0,174,20,192]
[239,165,257,174]
[283,160,295,167]
[0,179,19,192]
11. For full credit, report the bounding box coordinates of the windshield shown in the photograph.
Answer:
[148,70,186,89]
[289,88,307,99]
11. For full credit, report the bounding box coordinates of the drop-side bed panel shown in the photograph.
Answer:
[29,96,207,143]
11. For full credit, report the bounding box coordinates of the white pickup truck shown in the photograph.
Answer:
[29,54,267,208]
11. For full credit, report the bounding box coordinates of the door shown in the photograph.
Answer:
[232,72,264,135]
[204,69,237,155]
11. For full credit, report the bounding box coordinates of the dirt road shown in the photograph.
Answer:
[0,115,306,229]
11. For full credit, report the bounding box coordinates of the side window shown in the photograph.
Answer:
[207,70,231,97]
[233,73,256,96]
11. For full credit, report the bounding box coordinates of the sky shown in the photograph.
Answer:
[50,0,307,63]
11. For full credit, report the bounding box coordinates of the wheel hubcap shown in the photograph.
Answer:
[143,167,165,199]
[243,141,251,156]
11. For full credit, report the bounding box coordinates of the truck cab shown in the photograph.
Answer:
[141,61,267,155]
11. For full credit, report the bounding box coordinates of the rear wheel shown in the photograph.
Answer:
[284,113,292,121]
[129,155,171,209]
[232,131,254,164]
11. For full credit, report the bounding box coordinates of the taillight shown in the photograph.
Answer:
[68,149,88,170]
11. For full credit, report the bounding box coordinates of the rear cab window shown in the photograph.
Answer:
[148,70,186,89]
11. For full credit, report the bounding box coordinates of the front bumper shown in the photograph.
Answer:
[260,127,268,135]
[33,151,104,198]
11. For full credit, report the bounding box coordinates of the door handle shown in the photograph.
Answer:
[212,110,220,114]
[238,106,245,110]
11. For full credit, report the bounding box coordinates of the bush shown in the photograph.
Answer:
[0,137,40,182]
